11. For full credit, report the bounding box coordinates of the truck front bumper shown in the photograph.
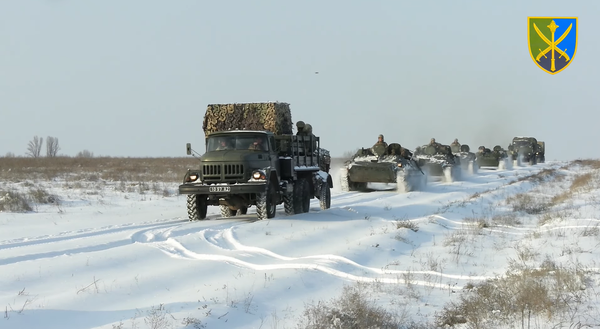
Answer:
[178,182,267,195]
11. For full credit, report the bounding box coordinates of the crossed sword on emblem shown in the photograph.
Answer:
[534,20,572,72]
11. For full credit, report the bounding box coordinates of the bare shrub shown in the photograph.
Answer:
[46,136,60,157]
[491,213,521,226]
[0,190,32,212]
[28,188,58,204]
[396,220,419,232]
[506,193,549,215]
[144,304,173,329]
[297,284,403,329]
[26,136,43,158]
[181,317,205,328]
[436,261,591,329]
[4,152,15,158]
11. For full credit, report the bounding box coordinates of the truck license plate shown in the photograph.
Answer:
[209,186,230,193]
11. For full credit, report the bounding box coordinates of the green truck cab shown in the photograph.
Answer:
[179,129,332,221]
[507,137,545,165]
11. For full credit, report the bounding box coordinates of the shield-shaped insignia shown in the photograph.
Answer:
[528,17,578,74]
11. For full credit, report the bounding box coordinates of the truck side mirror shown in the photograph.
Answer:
[186,143,192,155]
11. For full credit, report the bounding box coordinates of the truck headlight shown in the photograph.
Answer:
[252,171,266,180]
[397,163,403,167]
[189,174,198,181]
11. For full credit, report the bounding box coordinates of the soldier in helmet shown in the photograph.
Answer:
[374,134,388,148]
[304,123,317,153]
[450,138,461,153]
[296,121,306,135]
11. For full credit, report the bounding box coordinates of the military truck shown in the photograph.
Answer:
[178,102,333,221]
[475,145,512,169]
[507,137,545,166]
[413,144,462,182]
[452,144,478,174]
[339,143,426,193]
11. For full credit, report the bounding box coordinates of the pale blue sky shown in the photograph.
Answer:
[1,1,598,160]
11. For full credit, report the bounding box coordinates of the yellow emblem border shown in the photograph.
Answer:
[527,17,578,75]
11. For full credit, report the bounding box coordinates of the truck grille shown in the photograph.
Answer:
[224,164,244,178]
[202,163,245,181]
[203,164,221,177]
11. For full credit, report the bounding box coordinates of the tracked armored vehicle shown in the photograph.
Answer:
[476,145,512,169]
[178,102,333,221]
[413,144,462,182]
[452,144,478,174]
[339,143,426,193]
[508,137,545,166]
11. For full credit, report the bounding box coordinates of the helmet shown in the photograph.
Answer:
[493,145,502,152]
[430,138,436,143]
[454,138,459,143]
[296,121,305,128]
[305,123,313,134]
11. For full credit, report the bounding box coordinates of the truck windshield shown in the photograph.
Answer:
[207,135,269,151]
[513,140,532,147]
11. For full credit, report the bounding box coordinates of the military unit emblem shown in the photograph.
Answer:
[528,17,578,74]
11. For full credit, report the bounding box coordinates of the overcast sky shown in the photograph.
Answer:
[1,1,598,160]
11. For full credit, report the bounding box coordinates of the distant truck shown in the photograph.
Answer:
[507,137,545,165]
[178,102,332,221]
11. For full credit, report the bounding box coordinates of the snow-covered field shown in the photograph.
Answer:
[2,159,600,329]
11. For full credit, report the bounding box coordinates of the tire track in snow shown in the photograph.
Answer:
[0,218,185,251]
[136,226,491,289]
[149,237,481,289]
[0,216,247,266]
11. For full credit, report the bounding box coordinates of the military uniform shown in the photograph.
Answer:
[372,134,388,156]
[450,139,461,153]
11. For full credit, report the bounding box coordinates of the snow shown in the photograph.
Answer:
[2,160,600,328]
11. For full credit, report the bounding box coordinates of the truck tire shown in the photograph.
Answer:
[220,205,236,218]
[319,184,331,210]
[256,185,276,220]
[284,192,294,215]
[293,178,310,214]
[187,194,207,221]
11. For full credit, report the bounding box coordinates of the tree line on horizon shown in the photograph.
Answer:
[2,135,94,158]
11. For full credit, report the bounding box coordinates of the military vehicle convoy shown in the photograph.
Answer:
[178,102,333,221]
[339,142,426,193]
[413,141,462,182]
[507,137,545,165]
[476,145,512,169]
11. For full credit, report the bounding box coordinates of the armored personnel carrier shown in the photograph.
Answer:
[339,143,426,193]
[452,144,478,174]
[507,137,545,166]
[476,145,512,169]
[413,143,462,182]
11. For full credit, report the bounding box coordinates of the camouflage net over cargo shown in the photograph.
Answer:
[203,102,294,136]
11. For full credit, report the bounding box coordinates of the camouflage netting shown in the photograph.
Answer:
[203,102,294,136]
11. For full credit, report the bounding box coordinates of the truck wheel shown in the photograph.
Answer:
[301,179,311,213]
[293,178,306,213]
[319,184,331,210]
[220,205,236,218]
[284,193,294,215]
[187,194,207,221]
[256,186,276,220]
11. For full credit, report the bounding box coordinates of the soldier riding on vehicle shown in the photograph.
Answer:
[372,134,389,157]
[450,138,461,153]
